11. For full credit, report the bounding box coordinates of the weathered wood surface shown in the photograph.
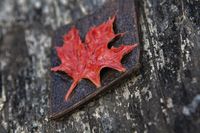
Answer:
[0,0,200,133]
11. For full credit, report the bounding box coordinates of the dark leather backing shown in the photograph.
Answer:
[50,0,140,120]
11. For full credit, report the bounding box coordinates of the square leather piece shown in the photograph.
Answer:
[50,0,140,120]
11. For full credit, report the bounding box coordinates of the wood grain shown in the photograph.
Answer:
[0,0,200,132]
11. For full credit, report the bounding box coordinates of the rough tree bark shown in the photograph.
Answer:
[0,0,200,133]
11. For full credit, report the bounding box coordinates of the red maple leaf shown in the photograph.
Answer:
[51,16,138,101]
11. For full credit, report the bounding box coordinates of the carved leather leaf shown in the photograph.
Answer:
[51,16,138,101]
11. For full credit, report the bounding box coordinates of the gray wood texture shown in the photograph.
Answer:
[0,0,200,132]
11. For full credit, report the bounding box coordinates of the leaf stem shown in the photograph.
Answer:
[64,79,79,101]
